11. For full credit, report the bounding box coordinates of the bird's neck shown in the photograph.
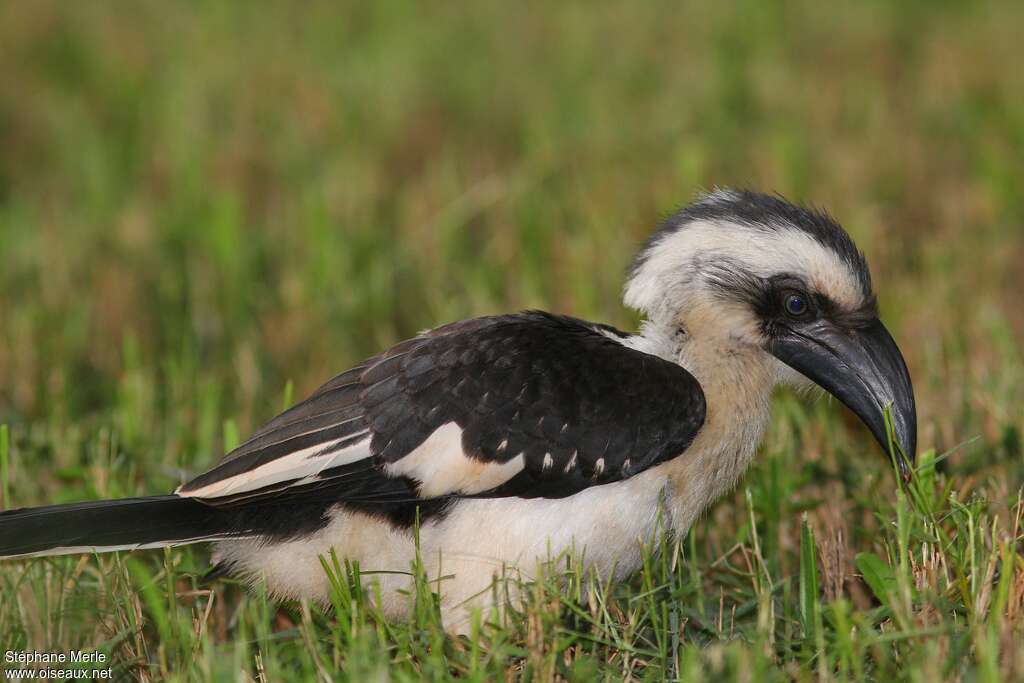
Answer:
[631,318,776,532]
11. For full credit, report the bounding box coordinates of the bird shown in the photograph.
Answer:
[0,189,916,633]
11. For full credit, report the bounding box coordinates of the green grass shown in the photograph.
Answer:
[1,0,1023,680]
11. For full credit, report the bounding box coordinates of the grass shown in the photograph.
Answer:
[1,0,1023,680]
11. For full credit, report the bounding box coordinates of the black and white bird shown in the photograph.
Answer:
[0,189,916,632]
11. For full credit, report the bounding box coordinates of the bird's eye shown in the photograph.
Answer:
[784,293,809,318]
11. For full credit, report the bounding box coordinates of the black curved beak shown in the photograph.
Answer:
[768,318,917,482]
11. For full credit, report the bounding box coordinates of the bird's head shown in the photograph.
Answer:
[625,189,916,480]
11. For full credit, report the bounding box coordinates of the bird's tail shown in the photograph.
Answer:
[0,496,243,559]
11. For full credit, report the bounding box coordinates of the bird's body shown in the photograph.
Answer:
[208,311,772,628]
[0,190,917,633]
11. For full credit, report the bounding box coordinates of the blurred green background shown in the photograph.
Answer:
[1,1,1023,679]
[1,1,1021,469]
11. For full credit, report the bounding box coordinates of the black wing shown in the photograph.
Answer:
[177,312,705,521]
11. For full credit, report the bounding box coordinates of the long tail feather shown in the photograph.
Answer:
[0,496,246,559]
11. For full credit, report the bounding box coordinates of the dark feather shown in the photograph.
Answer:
[176,312,707,534]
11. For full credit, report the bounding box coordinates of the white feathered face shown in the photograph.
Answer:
[625,191,873,344]
[625,190,916,480]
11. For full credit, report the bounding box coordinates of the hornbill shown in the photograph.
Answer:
[0,189,916,632]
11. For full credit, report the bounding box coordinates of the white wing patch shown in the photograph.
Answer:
[177,433,372,500]
[385,422,525,497]
[179,422,526,502]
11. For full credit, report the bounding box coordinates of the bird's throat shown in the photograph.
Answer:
[635,321,776,533]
